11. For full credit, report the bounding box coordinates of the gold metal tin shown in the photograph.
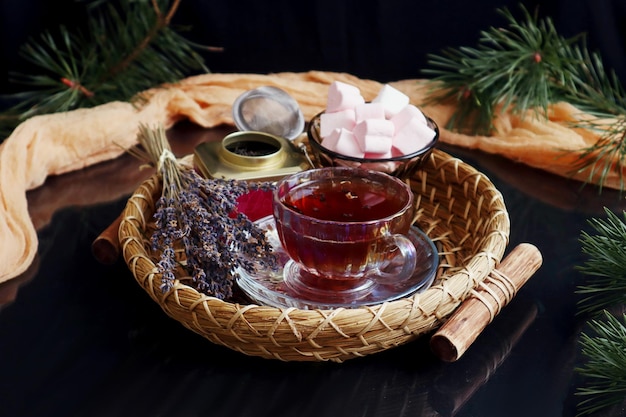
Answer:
[194,131,310,182]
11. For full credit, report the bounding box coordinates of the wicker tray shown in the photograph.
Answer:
[119,148,510,362]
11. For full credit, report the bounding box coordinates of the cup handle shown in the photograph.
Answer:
[371,234,417,283]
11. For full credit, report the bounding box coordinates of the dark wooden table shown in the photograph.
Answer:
[1,121,625,417]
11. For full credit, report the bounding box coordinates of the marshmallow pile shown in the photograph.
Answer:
[319,81,436,160]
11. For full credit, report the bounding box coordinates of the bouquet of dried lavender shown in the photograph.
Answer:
[130,123,278,300]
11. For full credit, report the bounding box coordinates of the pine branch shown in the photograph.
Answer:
[562,44,626,117]
[421,3,626,191]
[576,311,626,416]
[0,0,215,139]
[421,5,581,135]
[561,44,626,191]
[103,0,181,80]
[569,120,626,193]
[576,208,626,314]
[574,210,626,415]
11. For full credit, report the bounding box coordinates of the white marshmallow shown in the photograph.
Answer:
[372,84,410,118]
[320,81,435,160]
[320,109,356,138]
[355,102,385,122]
[326,81,365,113]
[392,118,436,155]
[390,104,427,131]
[322,128,364,158]
[353,119,394,154]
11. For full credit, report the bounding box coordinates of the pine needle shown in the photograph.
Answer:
[576,208,626,314]
[576,311,626,416]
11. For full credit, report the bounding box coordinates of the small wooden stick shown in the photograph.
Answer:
[91,213,123,265]
[430,243,543,362]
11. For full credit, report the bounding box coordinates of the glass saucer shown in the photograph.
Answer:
[236,216,439,310]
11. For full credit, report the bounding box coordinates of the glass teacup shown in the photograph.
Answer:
[273,167,417,299]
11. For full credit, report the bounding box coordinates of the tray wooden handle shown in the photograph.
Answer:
[91,214,123,265]
[430,243,542,362]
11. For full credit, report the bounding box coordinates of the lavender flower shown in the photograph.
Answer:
[131,124,278,300]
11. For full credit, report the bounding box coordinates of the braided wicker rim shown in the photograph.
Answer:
[119,148,510,362]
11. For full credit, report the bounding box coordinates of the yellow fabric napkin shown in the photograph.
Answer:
[0,70,615,283]
[0,71,379,283]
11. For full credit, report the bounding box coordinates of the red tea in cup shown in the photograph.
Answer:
[281,178,404,222]
[273,167,417,295]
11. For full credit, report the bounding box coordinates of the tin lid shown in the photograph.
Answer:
[232,86,305,141]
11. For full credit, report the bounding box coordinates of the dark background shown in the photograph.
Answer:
[2,2,626,416]
[1,0,625,98]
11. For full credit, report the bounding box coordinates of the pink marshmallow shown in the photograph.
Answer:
[320,109,356,138]
[326,81,365,113]
[353,119,394,154]
[322,128,364,158]
[390,104,428,131]
[362,161,399,173]
[392,118,436,155]
[361,191,386,209]
[372,84,410,118]
[364,150,393,159]
[355,102,386,122]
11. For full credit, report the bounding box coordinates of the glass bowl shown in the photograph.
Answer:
[306,111,439,180]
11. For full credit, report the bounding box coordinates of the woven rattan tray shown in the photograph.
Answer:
[119,148,510,362]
